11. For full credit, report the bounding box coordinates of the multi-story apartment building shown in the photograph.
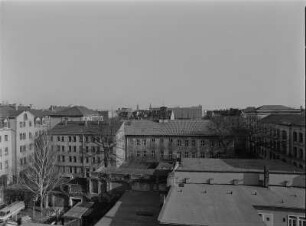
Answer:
[116,120,235,162]
[249,114,305,169]
[0,105,48,183]
[49,121,123,177]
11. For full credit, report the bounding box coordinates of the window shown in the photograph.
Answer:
[136,139,140,146]
[23,133,26,139]
[151,138,155,143]
[143,150,147,157]
[200,140,205,146]
[160,138,164,143]
[29,121,32,127]
[5,161,8,169]
[136,150,140,157]
[185,140,189,147]
[184,152,189,158]
[24,113,28,121]
[169,138,173,143]
[151,150,155,158]
[86,146,89,153]
[299,133,304,143]
[61,136,64,142]
[192,152,196,158]
[69,146,72,152]
[210,140,215,147]
[19,122,23,128]
[160,150,164,159]
[74,156,77,162]
[57,145,60,151]
[69,156,72,162]
[74,136,77,142]
[299,149,303,159]
[86,157,89,163]
[142,139,147,146]
[298,217,306,226]
[62,156,65,162]
[4,135,8,141]
[293,132,298,142]
[74,146,77,152]
[200,152,205,158]
[5,148,8,155]
[282,131,287,140]
[192,140,196,146]
[294,147,298,158]
[177,139,182,146]
[29,132,32,139]
[20,133,23,140]
[57,156,61,162]
[57,136,60,142]
[62,146,65,152]
[288,216,297,226]
[69,136,72,142]
[92,157,95,163]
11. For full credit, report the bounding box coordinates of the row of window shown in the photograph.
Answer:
[0,135,9,142]
[57,155,101,164]
[0,161,9,170]
[292,147,304,159]
[19,121,32,128]
[20,144,33,153]
[53,136,100,143]
[135,150,207,159]
[58,166,93,174]
[293,132,304,143]
[133,138,221,147]
[54,145,101,153]
[0,148,9,157]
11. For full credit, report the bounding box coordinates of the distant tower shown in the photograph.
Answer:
[149,103,152,110]
[136,104,139,110]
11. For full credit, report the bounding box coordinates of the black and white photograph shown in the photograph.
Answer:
[0,0,305,225]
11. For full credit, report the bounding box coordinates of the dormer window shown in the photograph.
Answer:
[3,119,8,128]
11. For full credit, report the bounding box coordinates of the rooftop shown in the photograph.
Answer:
[63,202,94,219]
[177,158,304,173]
[158,184,305,226]
[50,106,98,117]
[259,113,305,126]
[124,120,217,136]
[95,191,161,226]
[49,120,122,135]
[0,105,24,118]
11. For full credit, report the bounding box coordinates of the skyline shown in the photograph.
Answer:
[1,0,305,110]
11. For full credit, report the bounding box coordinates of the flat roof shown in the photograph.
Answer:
[178,158,304,173]
[95,191,161,226]
[63,202,94,219]
[158,184,305,226]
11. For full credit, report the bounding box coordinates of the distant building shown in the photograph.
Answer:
[49,106,102,128]
[242,105,302,122]
[248,114,305,169]
[170,105,202,120]
[115,120,235,162]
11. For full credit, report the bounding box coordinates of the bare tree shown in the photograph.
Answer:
[19,132,65,217]
[208,116,249,157]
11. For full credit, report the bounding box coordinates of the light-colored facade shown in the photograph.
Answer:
[0,107,48,184]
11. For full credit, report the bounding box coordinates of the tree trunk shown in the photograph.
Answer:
[40,196,43,218]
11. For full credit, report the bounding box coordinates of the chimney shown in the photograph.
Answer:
[263,165,269,188]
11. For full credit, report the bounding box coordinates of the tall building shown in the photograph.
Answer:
[49,120,123,177]
[0,105,48,183]
[248,114,305,169]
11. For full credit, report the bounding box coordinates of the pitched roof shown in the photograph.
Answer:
[158,184,305,226]
[50,106,98,117]
[256,105,297,111]
[0,106,24,118]
[259,114,305,126]
[49,121,122,135]
[124,120,216,136]
[28,109,52,118]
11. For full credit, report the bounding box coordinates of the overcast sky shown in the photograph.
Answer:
[0,0,305,110]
